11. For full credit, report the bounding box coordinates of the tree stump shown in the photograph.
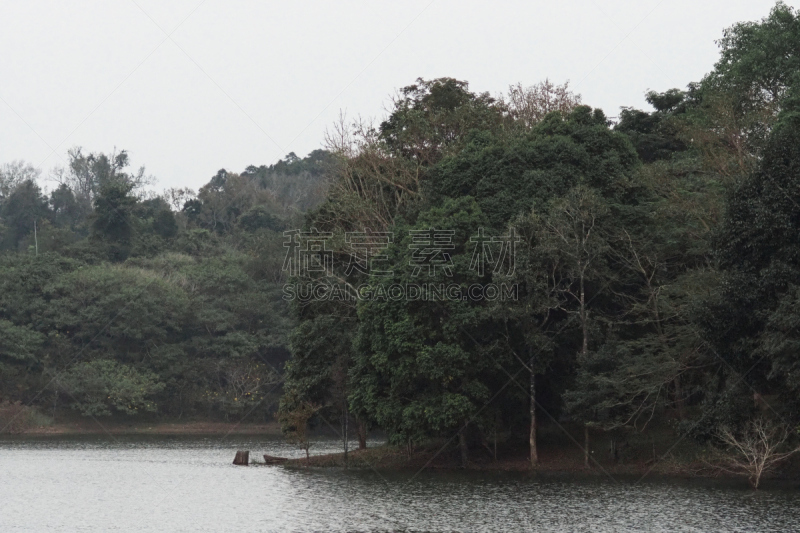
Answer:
[233,450,249,465]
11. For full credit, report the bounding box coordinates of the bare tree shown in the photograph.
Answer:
[321,112,421,233]
[540,187,609,363]
[714,418,800,489]
[532,186,611,467]
[505,79,582,128]
[163,187,196,211]
[605,230,700,425]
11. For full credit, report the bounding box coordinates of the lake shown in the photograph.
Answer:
[1,435,799,532]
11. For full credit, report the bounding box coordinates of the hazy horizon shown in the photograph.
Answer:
[0,0,783,191]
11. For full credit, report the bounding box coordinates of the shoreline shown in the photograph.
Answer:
[2,420,283,437]
[6,422,799,488]
[275,445,800,488]
[5,424,799,489]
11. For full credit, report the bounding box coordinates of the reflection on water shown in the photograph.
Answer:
[1,435,799,532]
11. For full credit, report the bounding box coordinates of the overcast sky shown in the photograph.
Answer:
[0,0,786,192]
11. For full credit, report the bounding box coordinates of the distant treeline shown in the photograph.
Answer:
[0,147,331,421]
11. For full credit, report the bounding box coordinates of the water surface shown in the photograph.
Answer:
[1,435,798,532]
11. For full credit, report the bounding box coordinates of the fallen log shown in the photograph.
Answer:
[233,450,250,465]
[263,454,288,465]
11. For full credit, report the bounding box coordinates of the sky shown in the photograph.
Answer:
[0,0,788,192]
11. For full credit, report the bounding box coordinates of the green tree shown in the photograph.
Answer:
[615,89,689,163]
[50,184,84,230]
[706,2,800,115]
[426,105,640,230]
[704,92,800,424]
[0,320,46,401]
[0,180,50,251]
[89,179,137,261]
[0,161,40,199]
[351,197,506,465]
[57,360,165,417]
[379,77,506,167]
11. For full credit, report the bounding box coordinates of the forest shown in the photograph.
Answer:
[2,2,800,482]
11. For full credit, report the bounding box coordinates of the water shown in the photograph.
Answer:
[1,435,799,532]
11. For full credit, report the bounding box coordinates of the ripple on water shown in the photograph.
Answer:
[1,435,798,532]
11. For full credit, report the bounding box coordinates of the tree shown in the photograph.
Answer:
[279,399,319,465]
[0,319,44,366]
[53,148,153,207]
[704,91,800,421]
[494,233,556,467]
[524,187,615,467]
[238,205,284,233]
[50,184,83,230]
[615,89,689,163]
[132,197,179,247]
[319,116,420,232]
[184,151,331,236]
[351,197,506,466]
[0,160,40,198]
[682,3,800,180]
[0,147,304,422]
[714,418,800,489]
[45,264,189,368]
[57,360,165,417]
[505,79,582,129]
[163,187,196,212]
[0,320,45,402]
[425,104,641,466]
[207,358,279,419]
[425,105,639,230]
[706,2,800,116]
[241,150,332,213]
[0,180,50,251]
[190,170,275,233]
[281,125,422,450]
[379,77,506,167]
[89,179,136,261]
[279,314,360,447]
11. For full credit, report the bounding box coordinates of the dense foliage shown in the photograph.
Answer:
[3,3,800,471]
[277,2,800,464]
[0,151,330,421]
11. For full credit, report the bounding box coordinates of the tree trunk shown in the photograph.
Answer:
[459,420,469,468]
[584,426,590,468]
[52,387,58,422]
[357,418,367,450]
[674,374,686,420]
[529,354,538,467]
[342,402,349,468]
[580,272,588,357]
[580,267,592,470]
